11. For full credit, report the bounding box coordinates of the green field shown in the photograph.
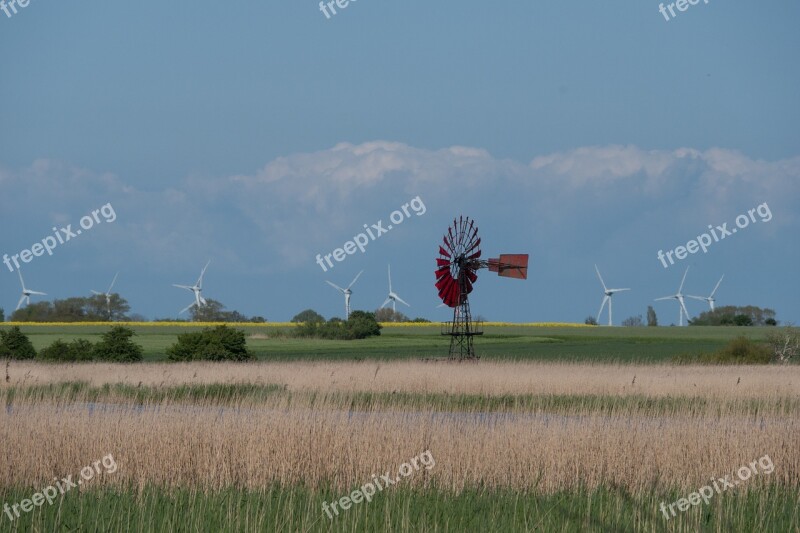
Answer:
[0,324,780,362]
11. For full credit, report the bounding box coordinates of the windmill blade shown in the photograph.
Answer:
[597,295,609,321]
[197,260,211,288]
[710,275,724,298]
[326,280,346,293]
[678,297,690,322]
[608,288,631,293]
[380,297,393,309]
[16,294,27,311]
[91,290,104,296]
[173,284,193,291]
[107,272,119,294]
[594,265,607,291]
[347,270,363,290]
[654,296,675,301]
[179,301,196,315]
[199,295,207,306]
[394,294,411,307]
[27,290,47,296]
[387,265,392,292]
[678,267,689,293]
[17,269,26,291]
[686,295,707,302]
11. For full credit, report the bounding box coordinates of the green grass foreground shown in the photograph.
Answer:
[0,324,781,363]
[0,486,796,532]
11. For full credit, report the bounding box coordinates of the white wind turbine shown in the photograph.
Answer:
[687,274,724,312]
[381,265,410,313]
[173,260,210,315]
[91,272,119,316]
[16,269,47,310]
[326,270,363,319]
[655,266,691,326]
[595,265,630,326]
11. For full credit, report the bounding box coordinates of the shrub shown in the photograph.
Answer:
[93,326,143,362]
[167,325,254,362]
[765,327,800,364]
[291,311,381,340]
[707,336,771,364]
[38,339,95,362]
[0,326,36,360]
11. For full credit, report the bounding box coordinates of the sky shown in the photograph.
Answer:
[1,0,798,323]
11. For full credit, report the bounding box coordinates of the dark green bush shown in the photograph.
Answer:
[701,336,771,364]
[291,311,381,340]
[0,326,36,360]
[92,326,143,362]
[38,339,95,362]
[167,325,253,362]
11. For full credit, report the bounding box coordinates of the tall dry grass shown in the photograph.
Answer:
[3,360,799,399]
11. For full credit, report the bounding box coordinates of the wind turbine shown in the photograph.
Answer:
[173,260,210,315]
[91,272,119,317]
[16,270,47,310]
[326,270,363,319]
[381,265,410,313]
[687,274,724,312]
[595,265,631,326]
[655,266,691,326]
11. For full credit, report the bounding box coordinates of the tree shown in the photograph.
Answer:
[9,296,131,322]
[291,309,325,323]
[646,306,658,327]
[0,327,36,359]
[92,326,143,362]
[0,307,4,322]
[584,316,598,325]
[622,315,643,327]
[167,325,254,362]
[38,339,94,362]
[190,299,262,323]
[765,326,800,364]
[691,306,776,326]
[374,308,410,322]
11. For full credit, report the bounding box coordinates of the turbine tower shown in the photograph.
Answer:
[381,265,410,313]
[16,270,47,310]
[655,266,691,326]
[91,272,119,317]
[173,260,210,315]
[326,270,363,319]
[595,265,630,326]
[687,274,724,312]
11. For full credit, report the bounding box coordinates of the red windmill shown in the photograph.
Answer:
[435,216,529,360]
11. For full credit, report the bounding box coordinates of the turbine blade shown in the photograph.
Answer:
[594,265,607,291]
[710,275,724,297]
[686,295,706,302]
[197,260,211,288]
[597,295,609,321]
[91,290,103,296]
[173,284,193,290]
[395,295,411,307]
[17,269,25,291]
[108,272,119,293]
[679,297,690,323]
[387,265,392,292]
[16,294,26,311]
[678,266,689,293]
[28,291,47,296]
[654,296,674,301]
[381,297,392,308]
[326,281,345,292]
[179,302,196,315]
[347,270,364,290]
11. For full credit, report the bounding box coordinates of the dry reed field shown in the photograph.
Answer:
[2,361,799,531]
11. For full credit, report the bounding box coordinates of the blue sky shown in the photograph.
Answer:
[1,1,798,323]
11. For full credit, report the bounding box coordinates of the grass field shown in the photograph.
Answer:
[2,327,797,531]
[0,323,780,362]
